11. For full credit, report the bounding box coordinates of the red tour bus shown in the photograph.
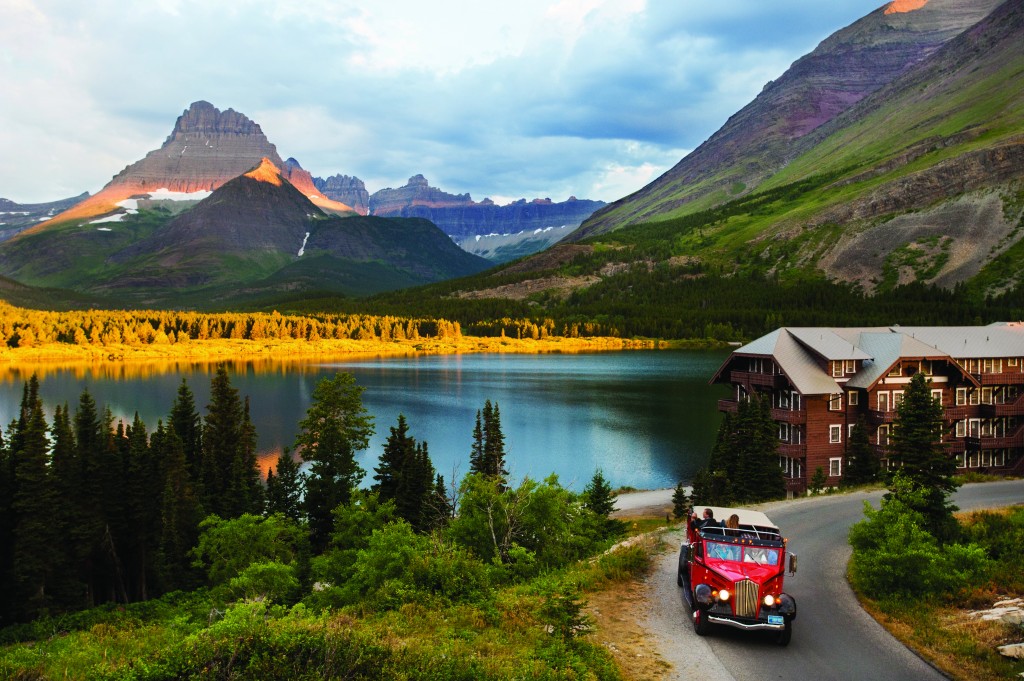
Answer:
[678,506,798,646]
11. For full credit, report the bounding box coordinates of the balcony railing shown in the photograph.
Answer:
[729,370,788,389]
[979,392,1024,417]
[971,373,1022,386]
[718,399,738,414]
[778,443,806,456]
[771,407,806,424]
[868,410,896,425]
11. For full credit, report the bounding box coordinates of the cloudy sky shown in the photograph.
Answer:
[1,1,880,205]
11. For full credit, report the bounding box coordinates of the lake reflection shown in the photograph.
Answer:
[0,351,729,490]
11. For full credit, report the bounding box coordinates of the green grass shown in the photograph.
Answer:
[0,543,651,680]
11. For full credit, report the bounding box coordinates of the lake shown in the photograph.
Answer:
[0,350,729,491]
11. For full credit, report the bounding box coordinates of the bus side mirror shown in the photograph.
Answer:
[788,553,798,575]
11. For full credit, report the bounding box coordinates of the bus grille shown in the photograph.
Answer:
[734,579,758,618]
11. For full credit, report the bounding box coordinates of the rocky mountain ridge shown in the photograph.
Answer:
[33,101,354,229]
[367,175,605,261]
[0,158,489,304]
[574,0,1005,239]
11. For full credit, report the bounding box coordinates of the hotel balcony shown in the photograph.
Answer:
[979,393,1024,418]
[868,409,896,425]
[771,407,807,424]
[778,443,806,456]
[729,370,788,389]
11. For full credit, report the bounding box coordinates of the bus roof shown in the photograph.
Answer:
[695,506,779,531]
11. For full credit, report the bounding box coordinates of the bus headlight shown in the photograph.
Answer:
[763,594,776,607]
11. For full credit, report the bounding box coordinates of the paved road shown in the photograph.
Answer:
[641,480,1024,681]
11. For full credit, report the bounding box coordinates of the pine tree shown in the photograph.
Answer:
[480,400,508,482]
[672,481,691,520]
[201,365,245,517]
[266,447,305,522]
[123,413,161,601]
[373,415,435,532]
[0,420,14,623]
[844,417,879,487]
[582,469,623,538]
[296,374,374,553]
[10,376,60,619]
[887,372,959,541]
[168,378,203,482]
[154,424,203,592]
[469,409,485,474]
[374,414,416,501]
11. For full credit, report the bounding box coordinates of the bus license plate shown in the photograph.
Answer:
[768,615,784,625]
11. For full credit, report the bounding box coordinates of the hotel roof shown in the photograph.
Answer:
[717,324,1022,395]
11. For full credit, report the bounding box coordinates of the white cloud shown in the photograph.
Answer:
[0,1,880,203]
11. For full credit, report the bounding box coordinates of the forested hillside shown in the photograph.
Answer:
[0,370,641,678]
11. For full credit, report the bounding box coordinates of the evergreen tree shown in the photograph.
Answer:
[266,447,305,522]
[154,424,203,592]
[10,376,60,619]
[887,372,959,541]
[123,413,161,601]
[482,400,508,482]
[373,415,435,532]
[703,394,783,504]
[374,414,416,501]
[672,481,691,520]
[844,417,879,487]
[582,469,623,538]
[426,473,454,530]
[72,389,111,608]
[168,378,203,481]
[0,420,14,624]
[47,403,83,610]
[201,364,257,518]
[296,374,374,553]
[405,441,436,533]
[469,410,485,474]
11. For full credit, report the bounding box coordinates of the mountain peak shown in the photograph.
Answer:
[244,158,284,186]
[885,0,928,15]
[169,100,263,141]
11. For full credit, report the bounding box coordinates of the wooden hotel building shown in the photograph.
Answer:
[711,324,1024,495]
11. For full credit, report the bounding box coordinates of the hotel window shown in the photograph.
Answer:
[969,419,980,437]
[877,424,890,446]
[969,389,980,406]
[877,391,890,412]
[955,452,966,468]
[893,390,904,407]
[1009,358,1019,367]
[829,458,842,477]
[848,423,856,438]
[848,390,859,406]
[829,425,842,443]
[994,450,1006,466]
[968,453,980,468]
[981,451,992,467]
[844,360,856,374]
[778,423,791,443]
[888,363,902,377]
[931,389,943,406]
[792,392,801,410]
[832,361,843,378]
[956,420,967,438]
[956,388,968,406]
[828,394,843,411]
[981,387,993,405]
[922,360,933,376]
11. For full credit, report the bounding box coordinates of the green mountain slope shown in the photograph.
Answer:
[557,0,1024,295]
[0,160,491,309]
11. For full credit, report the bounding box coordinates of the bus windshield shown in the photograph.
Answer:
[705,542,780,566]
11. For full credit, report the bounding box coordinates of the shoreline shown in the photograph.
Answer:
[0,335,725,368]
